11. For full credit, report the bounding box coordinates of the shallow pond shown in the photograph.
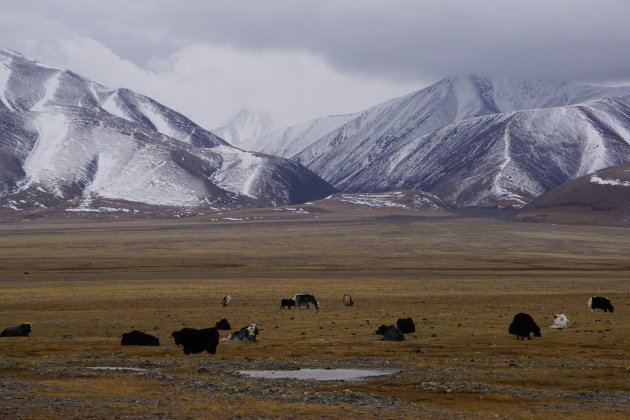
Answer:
[238,368,399,381]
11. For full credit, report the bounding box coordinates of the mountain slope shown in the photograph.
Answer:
[0,49,336,215]
[340,96,630,207]
[239,113,354,158]
[294,76,630,197]
[213,108,275,148]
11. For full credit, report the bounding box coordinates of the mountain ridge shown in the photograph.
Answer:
[0,49,336,216]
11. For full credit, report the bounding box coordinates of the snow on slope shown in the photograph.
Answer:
[322,190,450,212]
[213,108,275,148]
[0,54,15,111]
[295,75,630,194]
[240,113,355,158]
[343,96,630,207]
[0,49,336,212]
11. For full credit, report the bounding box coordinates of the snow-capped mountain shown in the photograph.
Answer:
[0,49,335,215]
[213,108,275,148]
[238,113,354,158]
[294,76,630,186]
[342,96,630,207]
[250,75,630,207]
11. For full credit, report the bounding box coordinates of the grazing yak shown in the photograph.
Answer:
[227,323,259,342]
[549,313,571,329]
[293,294,320,309]
[508,313,541,340]
[280,298,296,310]
[396,317,416,334]
[343,294,354,306]
[375,325,405,341]
[221,295,232,307]
[215,318,231,330]
[120,330,160,346]
[171,327,220,355]
[588,296,614,313]
[0,323,32,337]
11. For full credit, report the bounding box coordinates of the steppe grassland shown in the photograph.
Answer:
[0,208,628,419]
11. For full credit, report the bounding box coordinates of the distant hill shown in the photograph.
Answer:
[514,162,630,225]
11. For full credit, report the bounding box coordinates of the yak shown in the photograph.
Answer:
[121,330,160,346]
[280,298,296,310]
[588,296,614,313]
[509,313,541,340]
[171,327,219,355]
[293,294,320,309]
[375,324,405,341]
[0,323,31,337]
[227,323,259,342]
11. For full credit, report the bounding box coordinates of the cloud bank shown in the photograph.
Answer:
[1,0,629,127]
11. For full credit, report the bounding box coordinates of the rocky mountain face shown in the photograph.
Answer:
[333,95,630,207]
[248,75,630,208]
[213,108,275,148]
[0,49,336,216]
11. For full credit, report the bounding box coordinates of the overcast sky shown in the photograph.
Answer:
[2,0,629,128]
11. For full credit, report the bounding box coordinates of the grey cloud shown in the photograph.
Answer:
[15,0,627,84]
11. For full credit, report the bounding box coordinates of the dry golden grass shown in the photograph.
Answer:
[0,206,629,419]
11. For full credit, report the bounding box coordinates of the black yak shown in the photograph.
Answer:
[120,330,160,346]
[509,313,541,340]
[171,327,219,355]
[215,318,231,330]
[396,317,416,334]
[280,298,296,310]
[0,323,31,337]
[375,325,405,341]
[588,296,614,313]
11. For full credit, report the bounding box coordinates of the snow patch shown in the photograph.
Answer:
[31,72,62,111]
[211,147,264,198]
[0,55,14,111]
[590,175,630,187]
[100,91,129,121]
[22,111,71,193]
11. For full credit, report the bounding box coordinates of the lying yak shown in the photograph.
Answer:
[1,323,32,337]
[215,318,231,330]
[549,313,571,329]
[294,294,320,309]
[375,325,405,341]
[396,317,416,334]
[171,327,219,355]
[120,330,160,346]
[280,298,296,310]
[509,313,541,340]
[227,323,259,342]
[343,294,354,306]
[588,296,614,313]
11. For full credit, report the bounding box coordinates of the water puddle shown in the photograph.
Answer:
[86,366,147,372]
[239,368,399,381]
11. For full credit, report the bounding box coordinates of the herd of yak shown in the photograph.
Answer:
[0,294,616,354]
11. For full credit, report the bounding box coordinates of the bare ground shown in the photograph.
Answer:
[0,206,628,419]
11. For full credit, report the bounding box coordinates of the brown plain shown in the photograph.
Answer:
[0,206,628,419]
